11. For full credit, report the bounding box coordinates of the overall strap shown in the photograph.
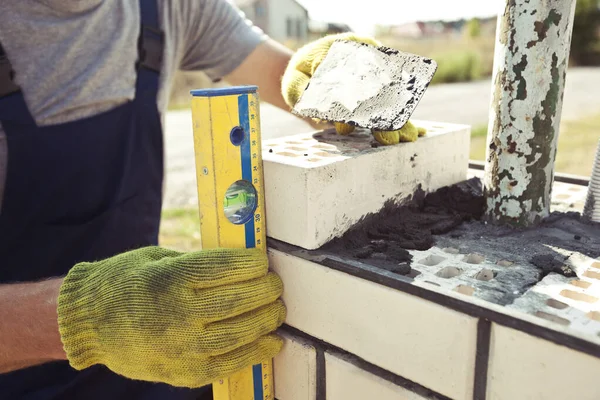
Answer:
[135,0,163,103]
[0,42,36,127]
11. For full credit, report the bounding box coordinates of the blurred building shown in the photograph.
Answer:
[308,20,352,40]
[233,0,309,42]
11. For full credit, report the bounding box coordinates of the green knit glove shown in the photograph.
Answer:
[57,246,286,388]
[372,121,428,145]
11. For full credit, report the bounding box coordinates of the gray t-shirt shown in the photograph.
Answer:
[0,0,268,208]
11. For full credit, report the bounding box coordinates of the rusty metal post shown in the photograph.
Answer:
[483,0,577,226]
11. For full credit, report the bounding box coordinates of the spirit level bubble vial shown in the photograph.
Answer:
[190,85,272,400]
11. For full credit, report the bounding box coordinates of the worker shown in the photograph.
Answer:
[0,1,420,399]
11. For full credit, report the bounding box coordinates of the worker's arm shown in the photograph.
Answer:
[224,39,329,130]
[224,39,293,113]
[0,278,67,373]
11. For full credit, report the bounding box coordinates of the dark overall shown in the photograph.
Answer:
[0,1,210,398]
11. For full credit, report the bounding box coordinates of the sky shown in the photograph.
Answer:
[295,0,503,35]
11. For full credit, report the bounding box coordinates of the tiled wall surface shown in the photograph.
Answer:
[262,121,470,250]
[487,324,600,400]
[269,248,478,400]
[273,331,317,400]
[324,351,432,400]
[268,247,600,400]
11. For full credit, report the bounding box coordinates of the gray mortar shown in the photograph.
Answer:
[407,213,600,311]
[292,40,438,131]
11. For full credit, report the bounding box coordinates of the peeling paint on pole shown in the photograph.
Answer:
[483,0,576,227]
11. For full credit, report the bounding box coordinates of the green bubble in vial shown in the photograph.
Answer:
[223,180,257,225]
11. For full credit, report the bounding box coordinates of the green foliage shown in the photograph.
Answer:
[471,124,488,138]
[571,0,600,65]
[465,18,482,39]
[430,51,483,84]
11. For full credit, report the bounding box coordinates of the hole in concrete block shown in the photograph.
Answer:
[592,261,600,269]
[570,280,592,289]
[313,144,337,150]
[560,289,599,303]
[286,146,307,152]
[443,247,460,254]
[454,285,475,296]
[306,158,321,162]
[534,311,570,326]
[497,260,514,267]
[436,266,462,279]
[302,137,313,141]
[314,152,340,158]
[584,269,600,280]
[419,255,446,266]
[474,268,495,281]
[555,193,570,200]
[285,141,303,144]
[464,253,485,264]
[546,299,569,310]
[276,151,301,157]
[424,281,441,287]
[587,311,600,322]
[568,186,583,192]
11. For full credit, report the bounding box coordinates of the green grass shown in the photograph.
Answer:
[430,51,484,84]
[159,208,202,251]
[379,35,496,85]
[469,112,600,176]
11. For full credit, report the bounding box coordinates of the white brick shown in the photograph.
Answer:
[268,248,478,400]
[273,331,318,400]
[325,351,432,400]
[487,323,600,400]
[262,121,470,250]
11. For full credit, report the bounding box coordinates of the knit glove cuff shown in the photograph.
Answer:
[57,261,105,370]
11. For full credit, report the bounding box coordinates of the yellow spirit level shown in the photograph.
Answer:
[190,85,272,400]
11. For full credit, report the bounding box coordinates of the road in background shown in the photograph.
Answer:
[163,67,600,208]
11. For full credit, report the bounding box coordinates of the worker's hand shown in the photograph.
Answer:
[281,32,380,135]
[372,121,428,145]
[57,246,285,388]
[281,33,427,145]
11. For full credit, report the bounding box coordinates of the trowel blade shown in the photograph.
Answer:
[292,40,437,131]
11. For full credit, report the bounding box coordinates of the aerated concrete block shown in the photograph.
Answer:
[268,248,478,400]
[487,324,600,400]
[325,351,432,400]
[273,331,317,400]
[262,121,470,250]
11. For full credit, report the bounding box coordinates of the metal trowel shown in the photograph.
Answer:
[292,40,437,131]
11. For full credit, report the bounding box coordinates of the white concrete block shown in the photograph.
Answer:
[487,323,600,400]
[262,121,470,250]
[268,248,478,400]
[273,330,318,400]
[325,351,431,400]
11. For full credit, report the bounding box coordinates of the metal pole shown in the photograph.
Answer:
[583,140,600,223]
[483,0,577,227]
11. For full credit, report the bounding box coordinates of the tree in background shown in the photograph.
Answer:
[570,0,600,65]
[465,18,481,39]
